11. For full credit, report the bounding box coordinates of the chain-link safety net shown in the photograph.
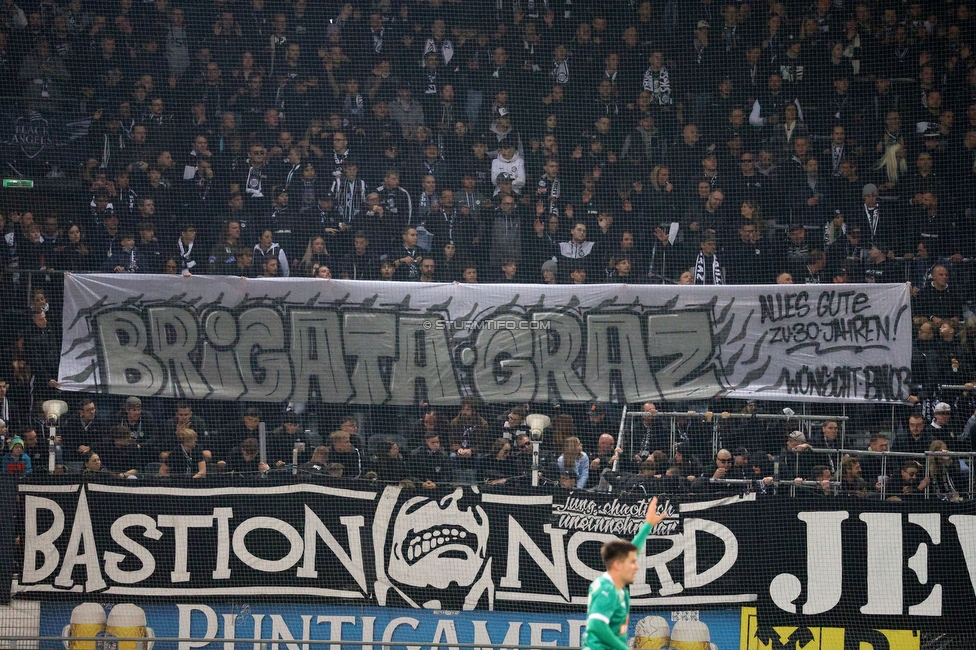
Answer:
[1,0,976,649]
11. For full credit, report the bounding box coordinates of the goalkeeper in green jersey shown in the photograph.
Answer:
[582,496,667,650]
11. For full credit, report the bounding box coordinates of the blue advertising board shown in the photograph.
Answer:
[41,602,740,649]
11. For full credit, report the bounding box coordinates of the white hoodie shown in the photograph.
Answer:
[490,154,526,194]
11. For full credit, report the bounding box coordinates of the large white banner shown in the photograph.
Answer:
[59,275,913,404]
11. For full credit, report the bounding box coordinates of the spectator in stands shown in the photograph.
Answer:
[118,397,159,456]
[82,453,121,478]
[409,408,447,450]
[811,420,841,449]
[859,434,890,488]
[556,468,578,492]
[887,459,929,499]
[590,433,622,474]
[929,402,964,451]
[21,307,61,406]
[2,437,31,475]
[801,465,835,498]
[555,436,590,489]
[371,438,409,483]
[269,411,318,467]
[840,456,869,498]
[328,430,363,479]
[298,446,330,475]
[781,430,816,481]
[220,407,264,463]
[578,402,610,451]
[915,265,963,326]
[62,399,102,466]
[160,429,207,479]
[208,221,243,274]
[705,448,734,483]
[102,232,147,273]
[224,438,270,475]
[410,432,452,488]
[253,229,290,276]
[99,425,142,478]
[631,402,668,466]
[896,412,935,456]
[449,398,491,457]
[927,439,964,501]
[499,406,528,441]
[21,428,55,474]
[669,443,701,484]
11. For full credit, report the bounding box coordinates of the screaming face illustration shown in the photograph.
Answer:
[389,487,490,589]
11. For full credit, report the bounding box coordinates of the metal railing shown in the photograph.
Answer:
[805,447,976,500]
[622,408,851,464]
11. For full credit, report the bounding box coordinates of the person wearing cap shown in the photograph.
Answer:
[929,401,965,450]
[118,396,159,454]
[853,182,897,258]
[540,259,558,283]
[575,402,609,451]
[2,436,32,475]
[781,430,816,481]
[682,19,720,117]
[556,467,579,491]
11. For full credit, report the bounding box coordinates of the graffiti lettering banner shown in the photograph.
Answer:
[12,480,758,611]
[59,275,912,403]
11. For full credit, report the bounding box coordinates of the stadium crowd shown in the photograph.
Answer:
[1,0,976,496]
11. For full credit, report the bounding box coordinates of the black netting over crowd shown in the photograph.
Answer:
[0,0,974,499]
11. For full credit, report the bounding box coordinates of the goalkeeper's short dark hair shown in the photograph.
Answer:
[601,539,638,569]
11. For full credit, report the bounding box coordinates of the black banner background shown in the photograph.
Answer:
[12,477,976,635]
[10,478,757,613]
[755,498,976,636]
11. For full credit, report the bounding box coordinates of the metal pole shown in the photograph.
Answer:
[880,453,887,500]
[48,423,56,474]
[531,439,540,487]
[924,455,931,499]
[612,404,627,473]
[259,421,267,465]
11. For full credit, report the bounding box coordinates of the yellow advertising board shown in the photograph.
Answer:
[740,607,921,650]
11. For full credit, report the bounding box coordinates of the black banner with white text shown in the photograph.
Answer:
[14,480,976,634]
[12,479,756,611]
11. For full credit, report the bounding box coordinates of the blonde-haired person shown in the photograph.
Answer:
[298,235,332,276]
[873,142,907,193]
[927,439,964,502]
[160,429,206,479]
[555,436,590,489]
